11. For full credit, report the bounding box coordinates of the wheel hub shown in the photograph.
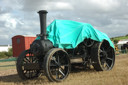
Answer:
[102,51,108,60]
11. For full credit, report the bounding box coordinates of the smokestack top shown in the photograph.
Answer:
[38,10,48,40]
[38,10,48,14]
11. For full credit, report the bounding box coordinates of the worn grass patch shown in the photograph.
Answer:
[0,54,128,85]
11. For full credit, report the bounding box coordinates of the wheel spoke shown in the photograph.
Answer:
[56,68,59,79]
[105,47,111,52]
[106,62,110,68]
[59,69,65,77]
[31,56,33,62]
[57,55,60,64]
[100,49,103,53]
[30,71,32,78]
[29,56,32,63]
[60,66,64,72]
[32,57,37,63]
[107,57,113,61]
[55,52,60,64]
[101,47,105,51]
[53,58,68,70]
[23,59,28,63]
[62,64,69,67]
[101,59,105,65]
[52,58,60,67]
[99,49,104,57]
[59,54,66,62]
[24,57,30,62]
[50,63,57,67]
[28,71,30,78]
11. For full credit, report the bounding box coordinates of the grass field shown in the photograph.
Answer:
[0,54,128,85]
[111,36,128,40]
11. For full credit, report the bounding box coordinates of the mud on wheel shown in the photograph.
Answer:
[44,48,70,82]
[91,40,115,71]
[16,50,41,80]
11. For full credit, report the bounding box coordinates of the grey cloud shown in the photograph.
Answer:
[0,0,128,45]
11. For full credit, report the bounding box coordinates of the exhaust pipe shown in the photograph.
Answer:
[38,10,48,40]
[30,10,53,56]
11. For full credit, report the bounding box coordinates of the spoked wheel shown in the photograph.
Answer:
[84,38,95,47]
[44,48,70,82]
[91,40,115,71]
[16,50,41,80]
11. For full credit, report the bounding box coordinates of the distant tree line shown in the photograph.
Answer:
[111,34,128,44]
[113,40,119,44]
[0,48,13,59]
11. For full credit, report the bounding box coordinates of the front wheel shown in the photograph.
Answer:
[44,48,70,82]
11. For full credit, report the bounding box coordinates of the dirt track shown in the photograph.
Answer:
[0,54,128,85]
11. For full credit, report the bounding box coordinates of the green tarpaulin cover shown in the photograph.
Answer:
[36,20,114,49]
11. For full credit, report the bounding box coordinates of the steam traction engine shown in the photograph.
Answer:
[16,10,115,82]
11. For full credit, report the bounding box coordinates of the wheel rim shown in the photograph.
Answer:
[20,51,40,79]
[84,38,94,47]
[48,50,70,81]
[99,46,115,70]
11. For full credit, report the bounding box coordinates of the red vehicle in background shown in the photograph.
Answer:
[12,35,36,57]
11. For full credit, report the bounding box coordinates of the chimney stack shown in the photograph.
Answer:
[38,10,48,40]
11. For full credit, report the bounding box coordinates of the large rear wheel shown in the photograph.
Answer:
[91,40,115,71]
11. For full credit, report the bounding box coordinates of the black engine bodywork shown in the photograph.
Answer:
[30,10,53,56]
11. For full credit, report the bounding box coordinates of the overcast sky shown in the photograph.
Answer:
[0,0,128,45]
